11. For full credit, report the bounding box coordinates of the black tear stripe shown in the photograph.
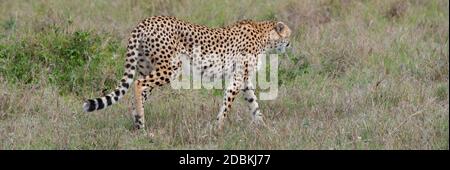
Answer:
[105,96,112,106]
[96,98,105,110]
[86,99,96,112]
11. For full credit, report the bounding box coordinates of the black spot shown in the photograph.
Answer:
[96,98,105,110]
[127,74,133,79]
[105,96,112,106]
[114,96,119,101]
[134,114,141,122]
[247,98,254,103]
[125,64,131,68]
[121,90,126,95]
[122,82,129,89]
[115,90,120,96]
[134,115,142,128]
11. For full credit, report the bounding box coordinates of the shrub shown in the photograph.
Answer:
[0,26,125,96]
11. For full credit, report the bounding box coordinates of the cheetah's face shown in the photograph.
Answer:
[267,22,292,53]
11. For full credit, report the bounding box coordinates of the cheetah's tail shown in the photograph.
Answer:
[82,27,142,112]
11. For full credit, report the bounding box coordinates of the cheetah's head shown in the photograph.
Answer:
[267,21,292,53]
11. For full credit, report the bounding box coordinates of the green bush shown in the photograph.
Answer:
[0,26,125,95]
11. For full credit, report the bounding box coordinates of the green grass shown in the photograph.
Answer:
[0,28,125,95]
[0,0,448,149]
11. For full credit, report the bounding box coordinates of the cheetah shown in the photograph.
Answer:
[83,16,291,130]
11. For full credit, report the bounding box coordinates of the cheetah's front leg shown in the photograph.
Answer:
[242,82,264,125]
[216,77,244,131]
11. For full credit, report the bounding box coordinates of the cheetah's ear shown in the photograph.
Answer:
[275,22,291,38]
[275,22,285,33]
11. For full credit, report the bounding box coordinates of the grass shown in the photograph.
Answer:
[0,0,448,149]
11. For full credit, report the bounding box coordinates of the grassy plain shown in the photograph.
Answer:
[0,0,448,149]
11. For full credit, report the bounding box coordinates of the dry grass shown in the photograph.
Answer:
[0,0,448,149]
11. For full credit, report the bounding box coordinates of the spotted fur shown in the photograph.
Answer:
[83,16,291,130]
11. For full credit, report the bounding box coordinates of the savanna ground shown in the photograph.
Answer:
[0,0,448,149]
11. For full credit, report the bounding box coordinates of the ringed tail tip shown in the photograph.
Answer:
[83,99,96,112]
